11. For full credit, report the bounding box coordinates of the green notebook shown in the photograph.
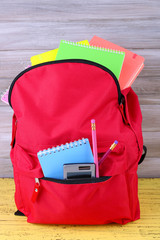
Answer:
[55,40,125,80]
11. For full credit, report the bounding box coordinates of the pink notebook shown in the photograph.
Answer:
[90,36,145,90]
[1,89,9,105]
[1,66,31,105]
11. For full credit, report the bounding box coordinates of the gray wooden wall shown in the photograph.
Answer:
[0,0,159,177]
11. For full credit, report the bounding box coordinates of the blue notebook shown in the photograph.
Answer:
[37,138,94,179]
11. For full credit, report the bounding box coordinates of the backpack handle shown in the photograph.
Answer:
[138,145,147,165]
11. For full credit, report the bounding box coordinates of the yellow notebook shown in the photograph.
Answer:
[30,40,89,66]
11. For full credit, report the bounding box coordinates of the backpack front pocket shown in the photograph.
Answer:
[27,175,132,225]
[15,143,132,225]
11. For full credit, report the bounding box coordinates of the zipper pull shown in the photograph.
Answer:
[31,178,40,203]
[119,100,129,125]
[10,119,17,148]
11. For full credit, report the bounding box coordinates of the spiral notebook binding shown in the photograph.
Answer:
[62,40,124,55]
[38,138,88,157]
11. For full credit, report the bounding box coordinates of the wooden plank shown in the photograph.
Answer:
[141,106,160,132]
[138,95,160,105]
[0,106,13,177]
[0,178,160,240]
[0,0,159,22]
[142,132,160,158]
[138,158,160,178]
[0,19,159,51]
[0,160,13,178]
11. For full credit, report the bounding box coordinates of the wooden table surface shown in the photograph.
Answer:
[0,0,160,177]
[0,178,160,240]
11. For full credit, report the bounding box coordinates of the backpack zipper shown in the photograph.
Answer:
[8,59,122,108]
[119,95,129,125]
[41,176,111,184]
[31,176,111,203]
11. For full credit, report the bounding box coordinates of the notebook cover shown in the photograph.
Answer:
[37,138,94,179]
[30,40,89,66]
[90,35,144,90]
[1,65,31,105]
[55,40,125,80]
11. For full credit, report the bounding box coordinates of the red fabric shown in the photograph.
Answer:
[10,61,143,224]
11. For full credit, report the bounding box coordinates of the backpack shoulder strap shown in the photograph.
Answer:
[138,145,147,165]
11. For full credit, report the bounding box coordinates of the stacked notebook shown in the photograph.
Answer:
[1,36,145,104]
[30,36,144,90]
[90,36,144,90]
[55,40,125,80]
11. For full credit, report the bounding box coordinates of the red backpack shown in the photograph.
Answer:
[9,59,146,224]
